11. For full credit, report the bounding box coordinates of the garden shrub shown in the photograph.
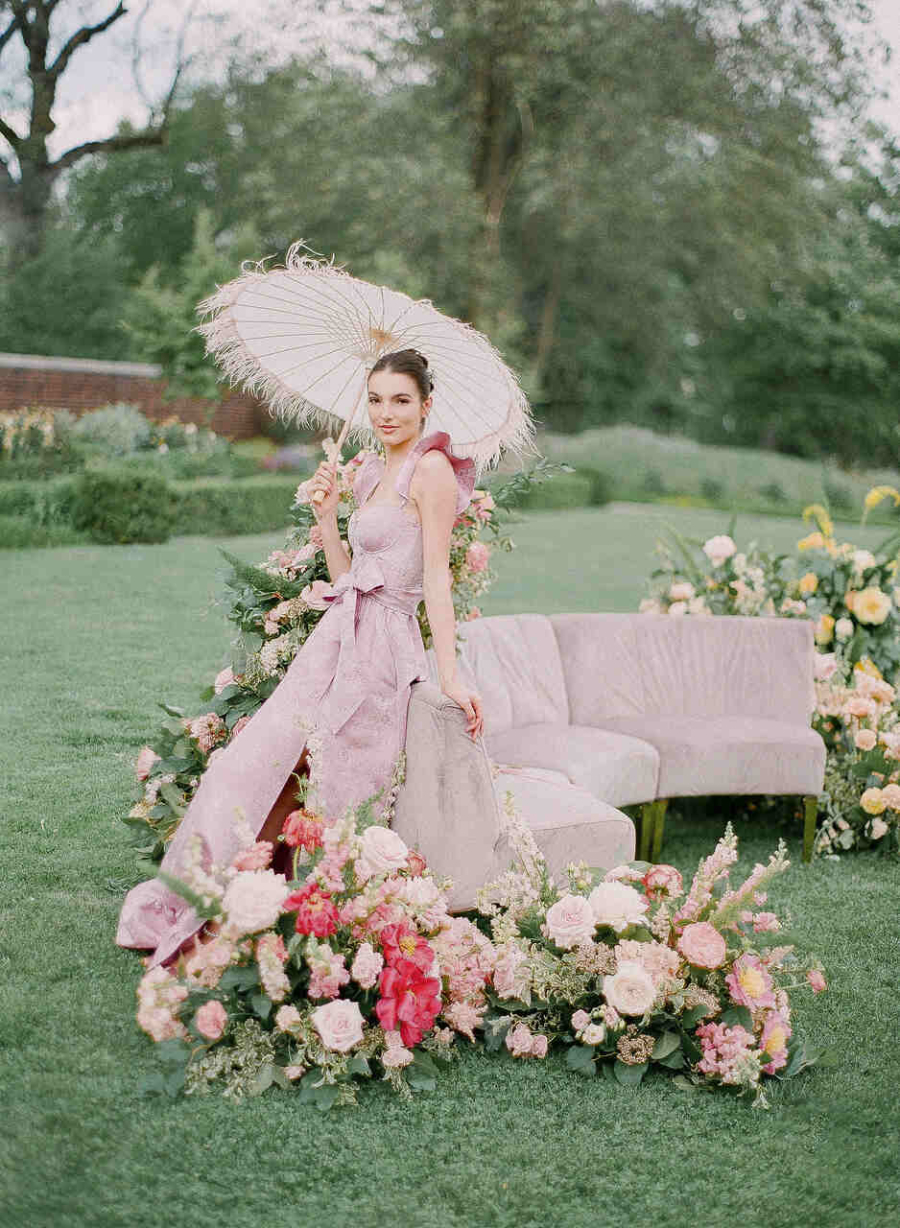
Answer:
[71,403,151,455]
[510,468,597,510]
[701,476,725,502]
[172,477,299,536]
[0,514,87,549]
[69,469,175,544]
[758,479,788,504]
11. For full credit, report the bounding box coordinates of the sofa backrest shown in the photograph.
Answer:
[426,613,568,735]
[550,612,816,725]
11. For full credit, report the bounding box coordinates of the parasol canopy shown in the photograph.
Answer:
[196,243,534,473]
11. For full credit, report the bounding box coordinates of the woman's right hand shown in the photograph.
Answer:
[308,462,339,518]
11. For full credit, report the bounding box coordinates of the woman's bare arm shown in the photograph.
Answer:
[308,461,351,581]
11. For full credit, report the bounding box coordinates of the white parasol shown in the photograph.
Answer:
[196,243,534,476]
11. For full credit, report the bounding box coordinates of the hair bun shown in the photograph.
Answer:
[413,349,429,369]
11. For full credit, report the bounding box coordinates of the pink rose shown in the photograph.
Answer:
[677,921,727,969]
[807,969,827,994]
[465,542,490,574]
[300,579,334,610]
[135,746,159,781]
[544,894,596,949]
[530,1034,548,1058]
[214,666,235,694]
[355,825,409,881]
[311,999,365,1052]
[571,1009,591,1033]
[505,1023,538,1058]
[194,999,227,1041]
[642,864,683,900]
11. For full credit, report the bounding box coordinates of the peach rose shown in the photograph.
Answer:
[879,783,900,810]
[702,535,736,568]
[854,728,877,752]
[677,921,727,969]
[860,787,886,815]
[300,579,334,610]
[807,970,827,994]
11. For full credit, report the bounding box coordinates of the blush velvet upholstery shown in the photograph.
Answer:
[398,612,823,905]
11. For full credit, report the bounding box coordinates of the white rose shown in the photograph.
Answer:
[221,869,289,937]
[702,534,737,568]
[669,581,695,601]
[853,550,876,574]
[588,881,649,933]
[311,999,365,1052]
[835,617,854,641]
[581,1023,607,1045]
[667,601,687,618]
[356,825,409,881]
[869,817,889,840]
[603,961,657,1017]
[544,894,596,949]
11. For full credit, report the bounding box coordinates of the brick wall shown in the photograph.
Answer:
[0,353,266,439]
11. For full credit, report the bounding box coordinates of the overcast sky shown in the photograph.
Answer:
[1,0,899,163]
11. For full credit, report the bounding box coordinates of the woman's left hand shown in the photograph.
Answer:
[442,680,484,741]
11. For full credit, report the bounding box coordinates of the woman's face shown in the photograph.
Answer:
[367,369,430,448]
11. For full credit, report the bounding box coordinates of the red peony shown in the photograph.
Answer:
[282,809,325,852]
[283,884,340,938]
[379,923,435,973]
[375,957,442,1047]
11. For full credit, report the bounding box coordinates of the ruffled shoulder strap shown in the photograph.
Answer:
[351,451,384,506]
[395,431,476,515]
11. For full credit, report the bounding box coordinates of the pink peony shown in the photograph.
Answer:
[311,999,365,1052]
[465,541,491,574]
[214,666,235,694]
[194,999,227,1041]
[677,922,727,969]
[351,941,384,989]
[642,864,683,900]
[300,579,334,610]
[725,954,777,1010]
[544,894,596,949]
[807,969,827,994]
[231,841,273,872]
[530,1034,549,1058]
[135,746,159,781]
[759,1011,792,1074]
[616,938,681,983]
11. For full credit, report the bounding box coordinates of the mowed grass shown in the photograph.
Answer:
[2,506,898,1228]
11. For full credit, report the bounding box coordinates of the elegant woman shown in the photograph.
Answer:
[117,349,484,965]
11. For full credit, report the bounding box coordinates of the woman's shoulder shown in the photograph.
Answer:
[400,431,475,514]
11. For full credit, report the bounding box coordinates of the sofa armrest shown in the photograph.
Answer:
[393,681,501,911]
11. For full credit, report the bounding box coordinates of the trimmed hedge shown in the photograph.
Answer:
[172,476,300,536]
[69,469,176,544]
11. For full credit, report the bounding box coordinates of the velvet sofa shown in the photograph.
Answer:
[393,613,825,905]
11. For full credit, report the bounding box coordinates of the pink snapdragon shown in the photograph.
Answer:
[136,966,188,1042]
[213,666,235,694]
[350,941,384,990]
[465,541,491,574]
[807,969,827,994]
[307,947,350,1001]
[183,934,235,989]
[443,999,486,1041]
[231,841,274,872]
[256,933,290,1003]
[135,745,160,781]
[695,1020,759,1086]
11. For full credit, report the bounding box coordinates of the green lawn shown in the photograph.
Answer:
[2,505,898,1228]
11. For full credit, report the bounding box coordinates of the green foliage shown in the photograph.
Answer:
[71,403,151,455]
[172,477,298,537]
[69,469,176,545]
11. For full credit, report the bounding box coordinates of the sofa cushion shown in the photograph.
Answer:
[490,772,635,885]
[550,612,817,726]
[595,715,825,798]
[486,722,659,808]
[455,614,569,735]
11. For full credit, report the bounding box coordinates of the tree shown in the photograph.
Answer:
[0,1,186,259]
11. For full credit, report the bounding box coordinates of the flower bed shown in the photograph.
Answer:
[135,794,827,1109]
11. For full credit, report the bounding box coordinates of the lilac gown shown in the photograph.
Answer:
[116,431,475,966]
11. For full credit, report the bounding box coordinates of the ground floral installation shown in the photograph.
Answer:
[124,452,566,860]
[135,791,828,1109]
[641,490,900,858]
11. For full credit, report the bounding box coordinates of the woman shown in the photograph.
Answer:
[117,349,484,965]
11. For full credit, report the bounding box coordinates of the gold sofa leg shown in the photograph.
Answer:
[639,803,654,861]
[802,795,818,863]
[650,799,669,862]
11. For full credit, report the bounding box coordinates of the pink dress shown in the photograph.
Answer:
[116,431,475,966]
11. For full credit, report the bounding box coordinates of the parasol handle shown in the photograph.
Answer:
[311,372,369,503]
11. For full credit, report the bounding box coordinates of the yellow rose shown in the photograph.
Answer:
[799,571,819,596]
[797,532,825,552]
[814,614,834,645]
[854,658,883,679]
[860,787,886,815]
[853,587,892,626]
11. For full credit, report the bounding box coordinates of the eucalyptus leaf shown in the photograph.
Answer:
[613,1060,649,1086]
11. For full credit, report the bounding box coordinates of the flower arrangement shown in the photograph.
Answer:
[134,793,828,1109]
[123,449,537,860]
[476,812,827,1108]
[641,496,900,682]
[135,783,494,1103]
[812,657,900,855]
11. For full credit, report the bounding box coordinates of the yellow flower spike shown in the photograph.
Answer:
[797,531,825,552]
[798,571,819,596]
[862,485,900,526]
[802,503,834,540]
